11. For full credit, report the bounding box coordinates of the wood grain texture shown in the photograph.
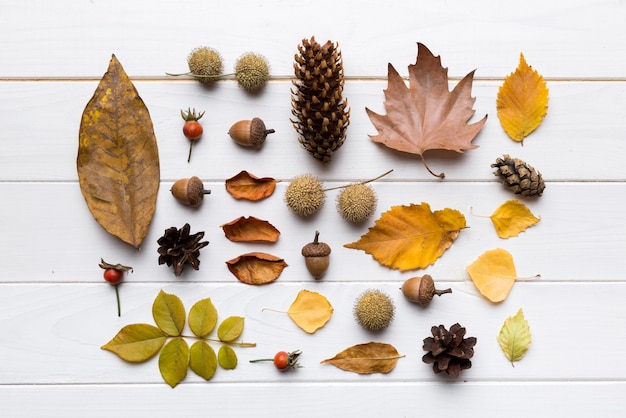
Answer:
[1,0,625,416]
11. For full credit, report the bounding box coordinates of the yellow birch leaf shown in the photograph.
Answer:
[345,203,466,271]
[497,53,549,143]
[287,290,333,334]
[497,308,532,365]
[158,337,189,388]
[77,54,160,248]
[152,290,186,337]
[466,248,517,303]
[321,342,405,374]
[490,200,540,239]
[101,323,166,363]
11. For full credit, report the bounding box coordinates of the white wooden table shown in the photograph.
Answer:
[2,1,626,416]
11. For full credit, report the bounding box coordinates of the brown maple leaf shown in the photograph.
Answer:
[366,43,487,178]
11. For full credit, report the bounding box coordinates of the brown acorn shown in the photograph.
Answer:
[228,118,275,148]
[401,275,452,306]
[170,176,211,208]
[301,231,331,279]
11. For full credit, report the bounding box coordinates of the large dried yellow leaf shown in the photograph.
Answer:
[287,290,333,334]
[497,308,532,365]
[497,53,549,143]
[466,248,517,303]
[77,54,160,248]
[344,202,466,271]
[491,200,540,239]
[321,342,404,374]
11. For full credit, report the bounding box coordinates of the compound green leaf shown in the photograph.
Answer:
[158,337,189,388]
[152,290,185,336]
[497,308,532,365]
[188,297,218,338]
[189,341,218,380]
[218,345,238,370]
[101,323,166,362]
[217,316,244,342]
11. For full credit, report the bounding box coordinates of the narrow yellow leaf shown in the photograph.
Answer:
[321,342,404,374]
[466,248,517,303]
[287,290,333,334]
[101,323,166,363]
[158,337,189,388]
[490,200,540,239]
[497,308,532,365]
[497,53,549,143]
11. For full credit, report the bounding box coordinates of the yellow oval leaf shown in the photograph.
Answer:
[77,54,160,248]
[225,170,277,201]
[152,290,186,336]
[189,341,217,380]
[490,200,540,239]
[345,203,466,271]
[217,316,245,342]
[497,53,549,143]
[321,342,404,374]
[287,290,333,334]
[218,345,238,370]
[101,323,166,363]
[188,297,218,338]
[158,337,189,388]
[225,252,288,284]
[466,248,517,303]
[221,216,280,243]
[497,308,532,365]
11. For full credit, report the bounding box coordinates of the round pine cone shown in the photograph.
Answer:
[422,323,477,378]
[491,154,545,197]
[157,223,209,276]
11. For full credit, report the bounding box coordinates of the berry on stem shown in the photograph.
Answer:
[99,259,133,317]
[181,108,205,162]
[250,350,302,370]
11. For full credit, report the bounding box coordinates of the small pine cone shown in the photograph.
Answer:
[291,36,350,163]
[491,154,545,197]
[157,223,209,276]
[422,323,477,378]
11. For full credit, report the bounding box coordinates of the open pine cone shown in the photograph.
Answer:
[291,36,350,163]
[157,223,209,276]
[422,323,477,378]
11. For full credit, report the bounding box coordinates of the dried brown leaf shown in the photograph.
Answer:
[221,216,280,243]
[321,342,404,374]
[225,170,277,201]
[77,54,160,248]
[225,252,288,285]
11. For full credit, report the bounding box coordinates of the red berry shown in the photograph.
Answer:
[273,351,290,370]
[183,121,203,141]
[103,268,123,285]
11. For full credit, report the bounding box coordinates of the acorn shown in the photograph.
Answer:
[170,176,211,208]
[301,231,331,279]
[228,118,275,148]
[354,289,395,331]
[401,275,452,306]
[284,174,325,217]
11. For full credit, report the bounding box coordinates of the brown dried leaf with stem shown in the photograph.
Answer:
[221,216,280,243]
[366,43,487,178]
[225,252,288,285]
[77,54,160,248]
[321,342,405,374]
[225,170,277,201]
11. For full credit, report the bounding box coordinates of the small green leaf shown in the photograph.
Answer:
[218,345,238,370]
[153,290,186,336]
[101,323,166,362]
[158,337,189,388]
[188,297,218,338]
[189,341,218,380]
[497,308,532,365]
[217,316,244,342]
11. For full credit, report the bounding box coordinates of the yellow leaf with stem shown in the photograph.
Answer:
[497,308,532,365]
[490,200,540,239]
[467,249,523,303]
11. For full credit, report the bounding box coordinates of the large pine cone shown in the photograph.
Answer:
[422,323,477,378]
[491,154,545,197]
[291,36,350,163]
[157,223,209,276]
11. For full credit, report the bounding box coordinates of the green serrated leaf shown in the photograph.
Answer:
[218,345,238,370]
[497,308,532,365]
[101,323,166,362]
[217,316,244,342]
[152,290,186,336]
[158,337,189,388]
[188,297,218,338]
[189,341,218,380]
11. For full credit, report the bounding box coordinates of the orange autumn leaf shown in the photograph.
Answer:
[221,216,280,243]
[490,200,540,239]
[344,202,466,271]
[287,290,333,334]
[225,252,287,285]
[497,53,549,143]
[225,170,277,201]
[366,43,487,178]
[466,248,518,303]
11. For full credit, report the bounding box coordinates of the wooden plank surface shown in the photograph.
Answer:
[1,0,625,416]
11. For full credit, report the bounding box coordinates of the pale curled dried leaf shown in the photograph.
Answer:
[345,202,466,271]
[225,170,277,201]
[288,290,333,334]
[77,54,159,248]
[490,200,540,239]
[366,43,487,178]
[221,216,280,243]
[497,308,532,365]
[321,342,404,374]
[225,252,288,284]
